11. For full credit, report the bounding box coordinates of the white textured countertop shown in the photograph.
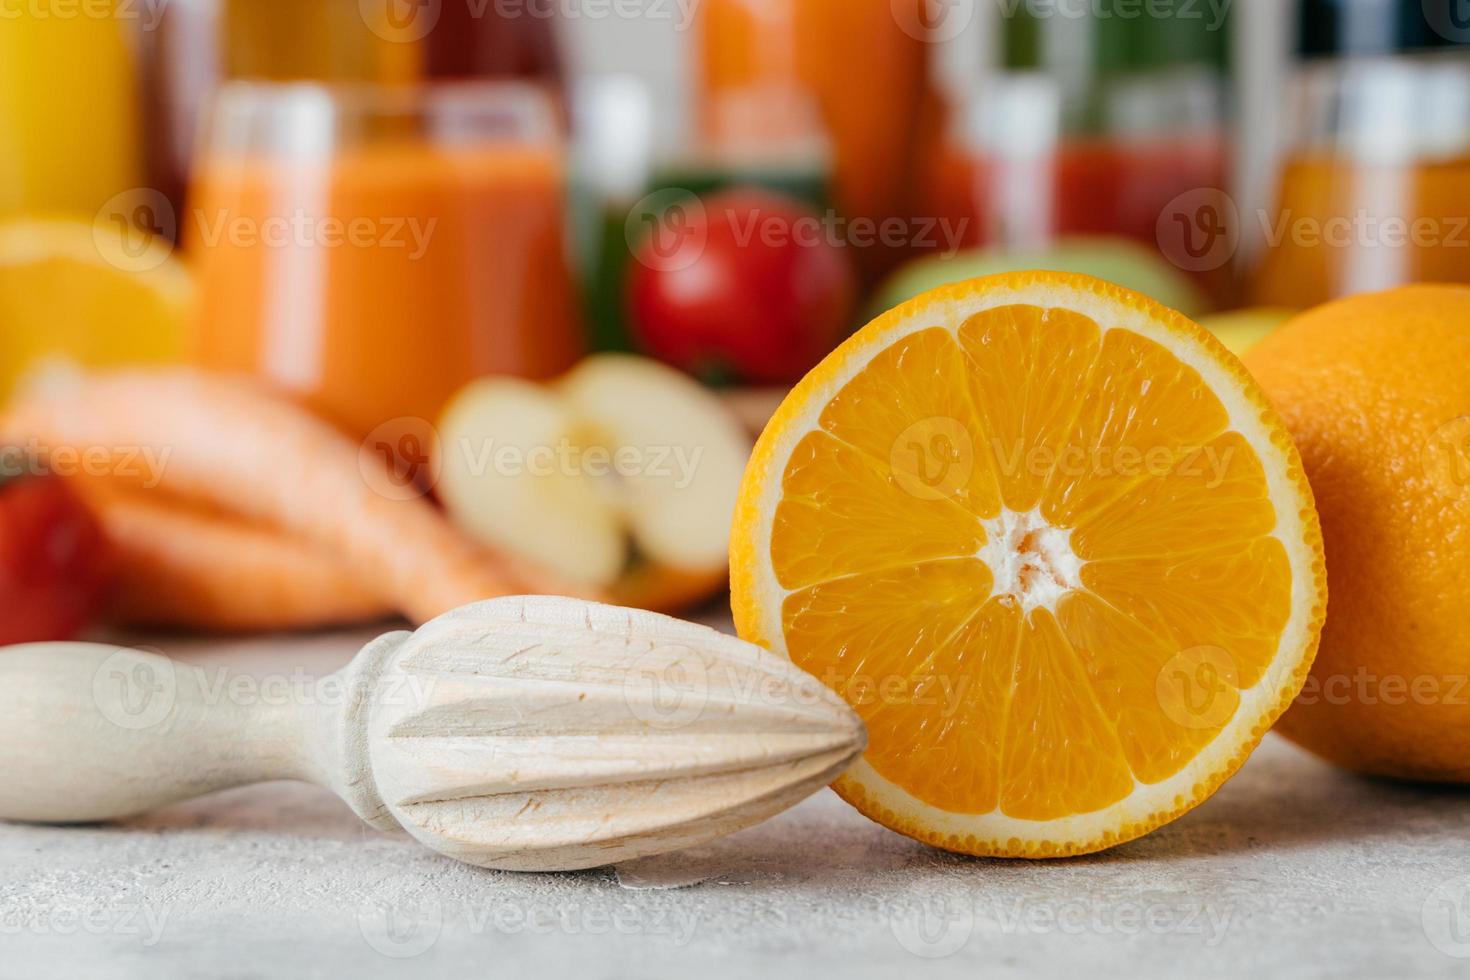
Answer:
[3,621,1469,979]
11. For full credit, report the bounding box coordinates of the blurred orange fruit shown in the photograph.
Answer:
[0,219,190,402]
[1246,285,1470,782]
[732,271,1327,856]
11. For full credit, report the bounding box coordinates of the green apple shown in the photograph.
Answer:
[875,237,1208,319]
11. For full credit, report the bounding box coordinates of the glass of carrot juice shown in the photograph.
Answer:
[189,81,584,439]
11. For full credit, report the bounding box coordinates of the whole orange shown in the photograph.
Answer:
[1245,285,1470,781]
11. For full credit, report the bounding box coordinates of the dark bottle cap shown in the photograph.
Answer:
[1298,0,1470,57]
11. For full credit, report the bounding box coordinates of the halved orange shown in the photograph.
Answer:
[730,271,1326,856]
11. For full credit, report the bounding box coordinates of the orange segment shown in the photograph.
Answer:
[772,430,984,591]
[1044,327,1231,529]
[732,271,1326,858]
[1056,591,1233,783]
[782,559,994,684]
[998,609,1137,820]
[783,560,1004,813]
[957,304,1102,511]
[1072,432,1279,561]
[818,326,1002,516]
[1082,537,1294,691]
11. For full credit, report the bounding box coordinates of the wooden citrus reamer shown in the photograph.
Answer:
[0,597,865,871]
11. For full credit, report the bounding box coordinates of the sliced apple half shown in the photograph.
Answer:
[436,356,753,611]
[437,377,627,590]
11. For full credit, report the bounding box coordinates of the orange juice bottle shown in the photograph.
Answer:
[0,0,142,217]
[1251,4,1470,306]
[190,82,584,438]
[697,0,936,280]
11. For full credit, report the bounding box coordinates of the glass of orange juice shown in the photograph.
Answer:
[189,80,584,439]
[1250,51,1470,307]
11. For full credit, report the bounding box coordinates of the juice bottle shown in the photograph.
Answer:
[923,2,1232,302]
[425,1,564,83]
[1250,1,1470,306]
[190,82,584,438]
[697,0,936,281]
[0,0,142,217]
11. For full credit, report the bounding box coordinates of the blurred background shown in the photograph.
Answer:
[5,0,1470,400]
[1,0,1468,636]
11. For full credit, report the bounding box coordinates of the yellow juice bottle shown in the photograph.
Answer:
[0,0,143,217]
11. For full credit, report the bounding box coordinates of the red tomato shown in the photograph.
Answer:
[0,464,112,646]
[627,188,858,385]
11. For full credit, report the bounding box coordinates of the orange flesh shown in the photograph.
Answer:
[771,305,1292,821]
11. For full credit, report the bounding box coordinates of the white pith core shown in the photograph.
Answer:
[979,508,1084,614]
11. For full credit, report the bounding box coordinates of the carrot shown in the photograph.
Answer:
[2,369,587,624]
[81,485,391,631]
